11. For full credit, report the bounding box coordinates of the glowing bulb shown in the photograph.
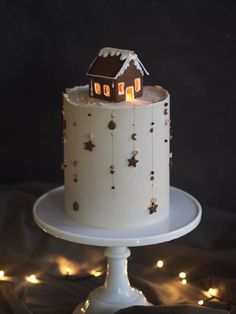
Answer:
[156,260,164,268]
[208,288,217,296]
[181,279,187,285]
[198,300,204,306]
[90,270,102,277]
[66,267,71,275]
[26,274,39,284]
[0,270,5,278]
[179,272,186,279]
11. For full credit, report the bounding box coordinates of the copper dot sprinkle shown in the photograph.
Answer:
[150,128,154,133]
[164,108,168,115]
[73,202,79,211]
[150,176,155,181]
[108,120,116,130]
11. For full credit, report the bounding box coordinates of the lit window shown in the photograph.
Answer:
[118,82,125,95]
[94,83,101,95]
[103,85,110,97]
[135,78,141,92]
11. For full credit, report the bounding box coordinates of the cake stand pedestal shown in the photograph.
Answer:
[33,186,201,314]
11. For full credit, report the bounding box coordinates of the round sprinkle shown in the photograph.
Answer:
[151,171,154,175]
[108,120,116,130]
[164,139,168,143]
[150,176,155,181]
[111,186,115,190]
[164,102,168,107]
[150,128,154,133]
[73,202,79,211]
[88,113,92,117]
[151,122,155,125]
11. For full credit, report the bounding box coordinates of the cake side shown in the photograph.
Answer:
[62,85,170,229]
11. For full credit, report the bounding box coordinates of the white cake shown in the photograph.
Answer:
[62,85,170,229]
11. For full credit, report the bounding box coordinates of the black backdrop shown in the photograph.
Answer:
[1,0,236,213]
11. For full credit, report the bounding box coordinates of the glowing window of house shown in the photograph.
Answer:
[103,85,110,97]
[118,82,125,95]
[94,82,101,95]
[135,78,141,92]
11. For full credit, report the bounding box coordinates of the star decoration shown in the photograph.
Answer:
[84,140,95,151]
[149,202,158,214]
[128,156,139,167]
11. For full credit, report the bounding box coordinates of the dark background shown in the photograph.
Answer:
[1,0,236,212]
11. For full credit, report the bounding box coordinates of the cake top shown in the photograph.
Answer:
[64,85,169,109]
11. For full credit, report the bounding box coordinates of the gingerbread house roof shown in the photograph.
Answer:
[87,47,149,80]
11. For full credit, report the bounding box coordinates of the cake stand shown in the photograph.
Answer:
[33,186,201,314]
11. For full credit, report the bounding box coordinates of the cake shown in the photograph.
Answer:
[62,48,171,229]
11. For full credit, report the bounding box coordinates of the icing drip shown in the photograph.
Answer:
[99,47,132,60]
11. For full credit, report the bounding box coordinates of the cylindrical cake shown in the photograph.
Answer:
[63,85,170,229]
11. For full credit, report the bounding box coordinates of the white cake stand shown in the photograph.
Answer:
[33,186,201,314]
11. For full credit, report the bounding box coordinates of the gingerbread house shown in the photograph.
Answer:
[87,47,149,103]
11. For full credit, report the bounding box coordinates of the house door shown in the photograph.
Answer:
[126,86,134,101]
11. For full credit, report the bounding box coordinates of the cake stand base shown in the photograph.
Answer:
[73,247,149,314]
[33,186,202,314]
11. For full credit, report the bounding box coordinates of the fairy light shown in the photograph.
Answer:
[208,288,218,297]
[66,267,71,276]
[90,269,103,277]
[0,270,4,278]
[198,300,204,306]
[26,274,40,284]
[181,279,187,285]
[156,260,164,268]
[179,272,186,279]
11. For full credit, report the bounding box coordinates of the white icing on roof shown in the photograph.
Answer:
[98,47,134,61]
[96,47,149,79]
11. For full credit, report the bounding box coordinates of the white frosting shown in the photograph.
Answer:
[98,47,132,60]
[63,85,170,229]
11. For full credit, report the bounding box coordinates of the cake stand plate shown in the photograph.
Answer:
[33,186,201,314]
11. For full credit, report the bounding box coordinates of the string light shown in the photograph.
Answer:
[90,269,103,277]
[181,279,187,285]
[179,272,186,279]
[208,288,218,297]
[156,260,164,268]
[25,274,40,284]
[66,267,71,276]
[0,260,235,310]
